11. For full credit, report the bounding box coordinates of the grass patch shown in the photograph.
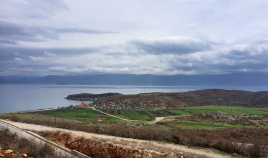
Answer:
[169,121,231,129]
[167,109,191,115]
[39,108,122,122]
[183,105,268,115]
[119,110,151,120]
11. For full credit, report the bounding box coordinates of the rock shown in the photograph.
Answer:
[4,149,13,154]
[233,153,238,156]
[22,153,28,157]
[167,152,176,158]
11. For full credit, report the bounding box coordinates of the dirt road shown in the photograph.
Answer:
[3,120,231,158]
[91,107,128,121]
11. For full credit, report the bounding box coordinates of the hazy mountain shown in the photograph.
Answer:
[0,73,267,86]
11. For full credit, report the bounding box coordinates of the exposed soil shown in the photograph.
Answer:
[42,131,177,158]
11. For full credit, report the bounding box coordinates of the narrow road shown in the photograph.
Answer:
[91,107,128,121]
[2,119,231,158]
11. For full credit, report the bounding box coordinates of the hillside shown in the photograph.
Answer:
[72,89,268,108]
[65,93,122,101]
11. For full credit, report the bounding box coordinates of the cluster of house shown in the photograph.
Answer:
[57,102,92,109]
[67,97,98,101]
[57,99,167,110]
[95,100,166,110]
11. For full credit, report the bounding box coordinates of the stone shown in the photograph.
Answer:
[4,149,13,154]
[22,153,28,157]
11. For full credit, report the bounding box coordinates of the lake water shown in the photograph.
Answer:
[0,84,267,113]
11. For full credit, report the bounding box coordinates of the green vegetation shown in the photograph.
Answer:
[1,104,268,158]
[170,121,229,128]
[35,108,124,123]
[183,105,268,115]
[1,105,268,127]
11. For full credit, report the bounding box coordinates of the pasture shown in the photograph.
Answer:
[1,105,267,129]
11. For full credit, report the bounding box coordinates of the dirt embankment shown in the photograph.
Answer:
[3,120,231,158]
[42,131,177,158]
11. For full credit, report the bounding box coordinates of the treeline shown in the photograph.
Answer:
[65,92,122,100]
[2,115,267,158]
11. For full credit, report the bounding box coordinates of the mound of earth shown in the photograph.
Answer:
[43,131,177,158]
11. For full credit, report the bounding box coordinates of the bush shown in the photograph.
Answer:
[2,114,268,157]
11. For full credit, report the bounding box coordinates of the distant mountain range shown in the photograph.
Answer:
[0,73,267,86]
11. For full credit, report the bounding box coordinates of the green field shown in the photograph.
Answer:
[37,108,124,123]
[169,121,232,128]
[97,106,268,121]
[183,105,268,115]
[1,105,268,129]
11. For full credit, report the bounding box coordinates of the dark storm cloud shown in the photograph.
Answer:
[131,38,213,55]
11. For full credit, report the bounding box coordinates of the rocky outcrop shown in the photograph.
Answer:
[0,148,31,158]
[46,131,176,158]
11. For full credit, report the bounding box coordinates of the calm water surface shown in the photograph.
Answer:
[0,84,267,113]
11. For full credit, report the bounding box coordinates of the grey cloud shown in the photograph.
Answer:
[1,36,268,76]
[221,41,268,62]
[0,22,29,36]
[0,45,101,66]
[0,0,68,19]
[162,39,268,74]
[0,21,57,42]
[0,39,18,45]
[131,38,213,55]
[56,28,117,34]
[0,21,117,44]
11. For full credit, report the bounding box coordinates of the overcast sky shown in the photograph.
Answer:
[0,0,268,76]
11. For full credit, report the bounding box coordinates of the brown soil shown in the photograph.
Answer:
[43,131,177,158]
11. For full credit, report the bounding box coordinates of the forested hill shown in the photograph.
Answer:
[81,89,268,108]
[65,93,122,100]
[156,89,268,108]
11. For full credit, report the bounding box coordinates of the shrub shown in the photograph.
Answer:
[2,115,268,157]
